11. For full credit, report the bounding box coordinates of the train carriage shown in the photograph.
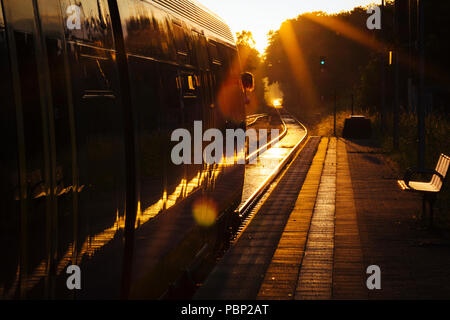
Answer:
[0,0,247,299]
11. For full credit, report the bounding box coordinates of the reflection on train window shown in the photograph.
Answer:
[123,0,156,57]
[217,43,232,70]
[150,11,175,60]
[14,31,46,199]
[160,65,181,129]
[192,30,208,69]
[188,75,195,90]
[180,74,197,98]
[180,72,201,125]
[46,37,73,194]
[172,21,187,55]
[208,41,221,65]
[62,0,114,48]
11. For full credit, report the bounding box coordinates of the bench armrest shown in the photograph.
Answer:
[403,167,444,188]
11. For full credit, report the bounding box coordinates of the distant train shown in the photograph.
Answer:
[0,0,251,299]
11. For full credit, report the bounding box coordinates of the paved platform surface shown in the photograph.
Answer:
[341,139,450,299]
[195,137,450,300]
[194,137,321,299]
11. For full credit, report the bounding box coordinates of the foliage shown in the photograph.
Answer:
[235,31,269,114]
[261,1,450,226]
[264,7,382,120]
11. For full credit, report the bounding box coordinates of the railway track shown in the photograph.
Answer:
[192,109,314,299]
[238,108,308,223]
[246,113,269,127]
[164,107,308,299]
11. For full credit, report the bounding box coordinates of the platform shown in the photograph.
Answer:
[194,137,450,300]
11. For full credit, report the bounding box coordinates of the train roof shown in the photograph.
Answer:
[150,0,235,45]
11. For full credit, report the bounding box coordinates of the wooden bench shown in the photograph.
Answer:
[398,153,449,226]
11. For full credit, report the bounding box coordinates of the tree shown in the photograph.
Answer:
[236,31,269,114]
[264,9,375,120]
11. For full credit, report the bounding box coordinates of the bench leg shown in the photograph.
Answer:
[429,200,433,228]
[424,194,436,228]
[429,197,436,228]
[422,195,427,223]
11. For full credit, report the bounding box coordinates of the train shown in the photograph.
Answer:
[0,0,252,299]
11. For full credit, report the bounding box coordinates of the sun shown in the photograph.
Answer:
[272,99,283,108]
[198,0,380,53]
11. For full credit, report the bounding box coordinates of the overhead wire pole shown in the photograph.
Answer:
[417,0,426,169]
[319,56,336,136]
[408,0,413,112]
[393,0,400,150]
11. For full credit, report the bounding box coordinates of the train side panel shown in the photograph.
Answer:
[0,0,245,299]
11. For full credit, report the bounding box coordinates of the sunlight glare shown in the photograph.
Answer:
[272,99,282,107]
[199,0,381,53]
[279,20,320,110]
[192,197,218,227]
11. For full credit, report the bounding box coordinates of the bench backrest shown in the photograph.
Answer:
[431,154,450,191]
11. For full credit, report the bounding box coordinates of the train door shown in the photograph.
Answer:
[60,0,127,298]
[0,0,22,300]
[0,0,61,299]
[191,29,214,130]
[35,0,81,299]
[207,40,223,130]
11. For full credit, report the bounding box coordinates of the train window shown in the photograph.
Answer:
[179,72,200,126]
[14,31,46,199]
[172,21,187,55]
[123,0,149,56]
[45,37,73,194]
[160,65,181,130]
[188,75,195,90]
[61,0,114,49]
[192,30,208,69]
[129,60,165,215]
[216,43,232,70]
[208,41,221,65]
[180,73,197,98]
[152,12,175,61]
[123,0,169,58]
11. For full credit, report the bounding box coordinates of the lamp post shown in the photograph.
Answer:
[393,0,400,150]
[380,0,386,131]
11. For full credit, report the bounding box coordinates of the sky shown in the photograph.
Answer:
[199,0,381,54]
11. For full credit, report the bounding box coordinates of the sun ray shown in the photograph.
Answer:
[304,13,449,85]
[279,20,320,110]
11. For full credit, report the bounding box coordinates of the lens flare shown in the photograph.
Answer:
[272,99,282,107]
[192,196,218,227]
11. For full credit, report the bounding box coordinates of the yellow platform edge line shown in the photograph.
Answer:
[257,137,330,300]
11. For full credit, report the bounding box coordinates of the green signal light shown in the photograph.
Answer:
[320,56,326,66]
